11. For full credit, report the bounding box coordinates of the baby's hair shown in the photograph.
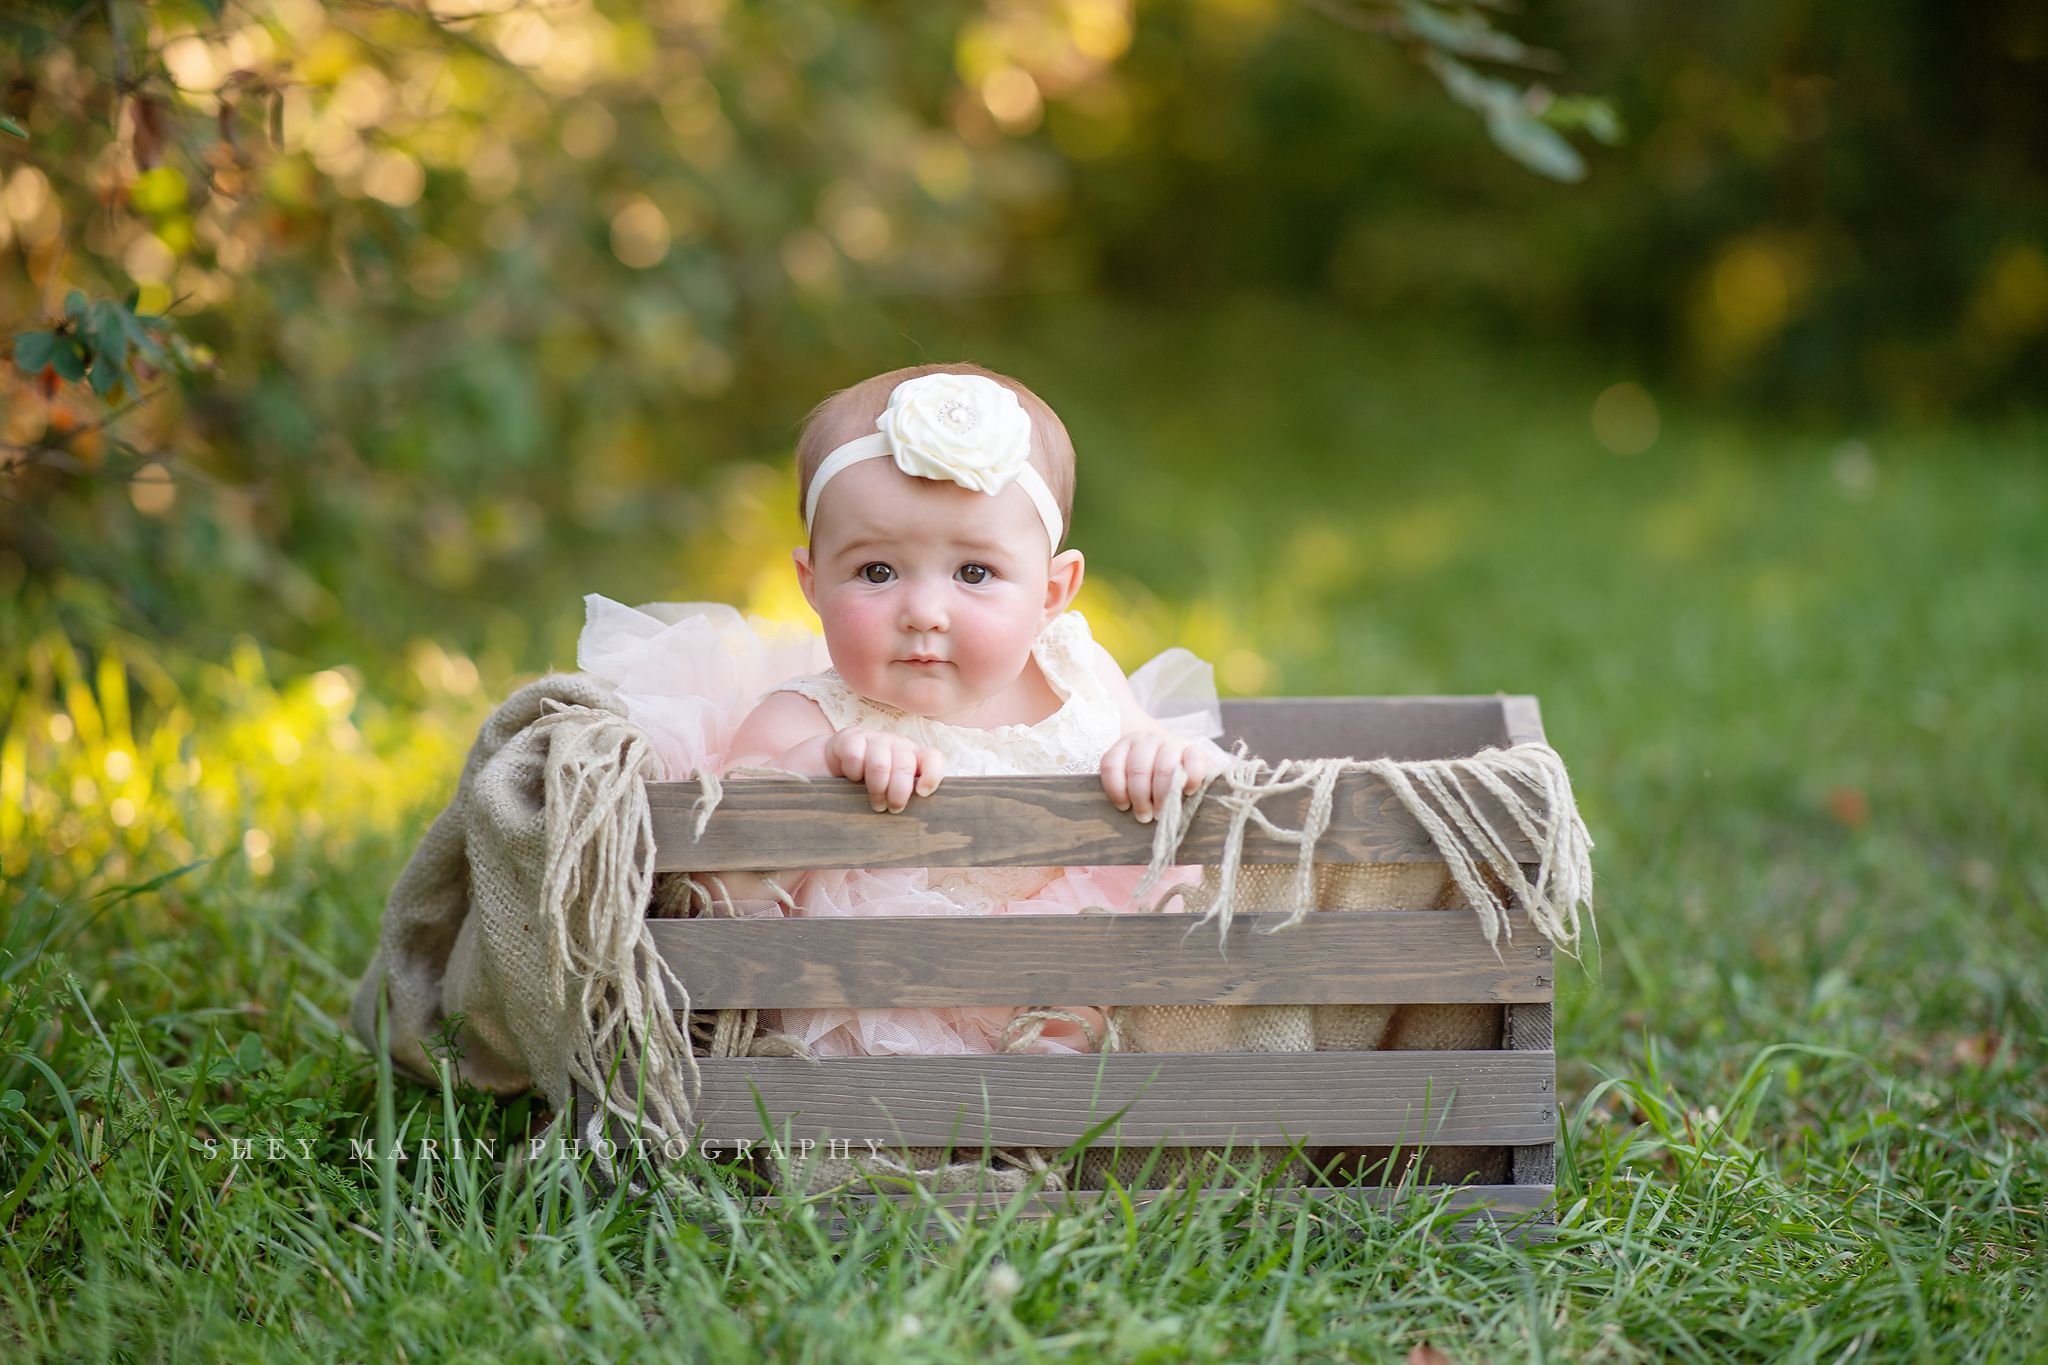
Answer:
[795,363,1077,548]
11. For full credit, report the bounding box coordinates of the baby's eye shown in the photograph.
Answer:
[956,564,993,585]
[858,563,896,584]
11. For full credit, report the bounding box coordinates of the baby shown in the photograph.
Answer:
[578,363,1225,1056]
[726,364,1211,817]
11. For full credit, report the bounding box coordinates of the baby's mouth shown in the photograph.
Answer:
[900,655,947,667]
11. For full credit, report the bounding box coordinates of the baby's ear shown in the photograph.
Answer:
[1044,548,1085,618]
[792,546,818,609]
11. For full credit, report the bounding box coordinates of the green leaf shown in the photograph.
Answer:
[117,306,168,365]
[236,1034,266,1074]
[89,301,129,372]
[0,1089,22,1112]
[0,115,25,139]
[1540,94,1625,147]
[12,331,56,374]
[1426,53,1586,183]
[0,1132,59,1227]
[1486,110,1586,183]
[63,290,86,321]
[88,356,121,396]
[1398,0,1544,67]
[48,338,85,383]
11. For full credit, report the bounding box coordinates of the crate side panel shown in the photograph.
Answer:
[651,770,1535,871]
[1506,1000,1559,1187]
[1500,696,1547,748]
[1220,697,1511,762]
[688,1050,1557,1147]
[651,911,1554,1009]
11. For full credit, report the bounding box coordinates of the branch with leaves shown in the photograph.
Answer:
[0,0,1615,656]
[14,289,176,402]
[1302,0,1621,180]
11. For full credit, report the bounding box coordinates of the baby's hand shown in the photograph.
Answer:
[825,726,946,813]
[1100,731,1209,825]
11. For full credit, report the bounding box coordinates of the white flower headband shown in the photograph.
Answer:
[803,372,1064,552]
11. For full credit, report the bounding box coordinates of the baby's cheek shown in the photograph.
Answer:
[818,596,894,683]
[952,596,1044,685]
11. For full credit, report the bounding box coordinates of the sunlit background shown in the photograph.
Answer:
[2,0,2043,947]
[3,6,2047,1349]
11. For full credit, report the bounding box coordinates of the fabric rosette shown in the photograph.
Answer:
[877,372,1035,495]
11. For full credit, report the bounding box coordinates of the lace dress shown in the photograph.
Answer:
[776,612,1123,779]
[576,595,1224,1058]
[776,612,1127,917]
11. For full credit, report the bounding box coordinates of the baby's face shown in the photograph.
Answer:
[797,458,1075,721]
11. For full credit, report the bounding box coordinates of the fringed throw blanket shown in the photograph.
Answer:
[348,674,698,1163]
[352,676,1593,1180]
[1131,748,1593,955]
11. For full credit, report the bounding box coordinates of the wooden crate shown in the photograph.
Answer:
[578,694,1560,1236]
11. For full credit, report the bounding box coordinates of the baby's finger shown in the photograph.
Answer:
[1126,735,1167,822]
[864,742,903,812]
[827,728,865,782]
[884,745,920,813]
[1100,740,1133,811]
[914,748,947,798]
[1181,745,1209,792]
[855,737,886,807]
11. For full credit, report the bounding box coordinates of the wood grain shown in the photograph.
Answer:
[650,770,1537,872]
[1505,1001,1554,1052]
[1218,695,1515,762]
[683,1050,1556,1147]
[648,911,1554,1009]
[1499,695,1548,749]
[1505,999,1558,1187]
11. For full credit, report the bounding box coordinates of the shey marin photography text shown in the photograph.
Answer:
[214,1134,928,1165]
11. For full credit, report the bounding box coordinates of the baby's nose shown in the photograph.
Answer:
[898,579,950,632]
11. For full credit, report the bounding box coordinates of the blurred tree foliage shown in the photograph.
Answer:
[1057,0,2048,417]
[0,0,2040,676]
[0,0,1609,668]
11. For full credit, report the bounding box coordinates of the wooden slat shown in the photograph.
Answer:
[1506,1000,1558,1188]
[1219,696,1513,763]
[1505,1001,1553,1053]
[569,1082,1557,1241]
[649,911,1553,1009]
[650,770,1536,872]
[1499,695,1547,748]
[685,1050,1556,1147]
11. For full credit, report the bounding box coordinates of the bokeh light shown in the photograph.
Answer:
[1592,383,1660,455]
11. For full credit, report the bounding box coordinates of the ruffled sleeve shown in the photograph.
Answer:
[776,672,883,734]
[1126,648,1224,740]
[575,595,830,779]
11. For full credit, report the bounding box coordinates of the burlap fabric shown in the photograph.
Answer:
[349,674,699,1164]
[348,674,1071,1192]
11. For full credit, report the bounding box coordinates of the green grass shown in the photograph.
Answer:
[3,312,2044,1361]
